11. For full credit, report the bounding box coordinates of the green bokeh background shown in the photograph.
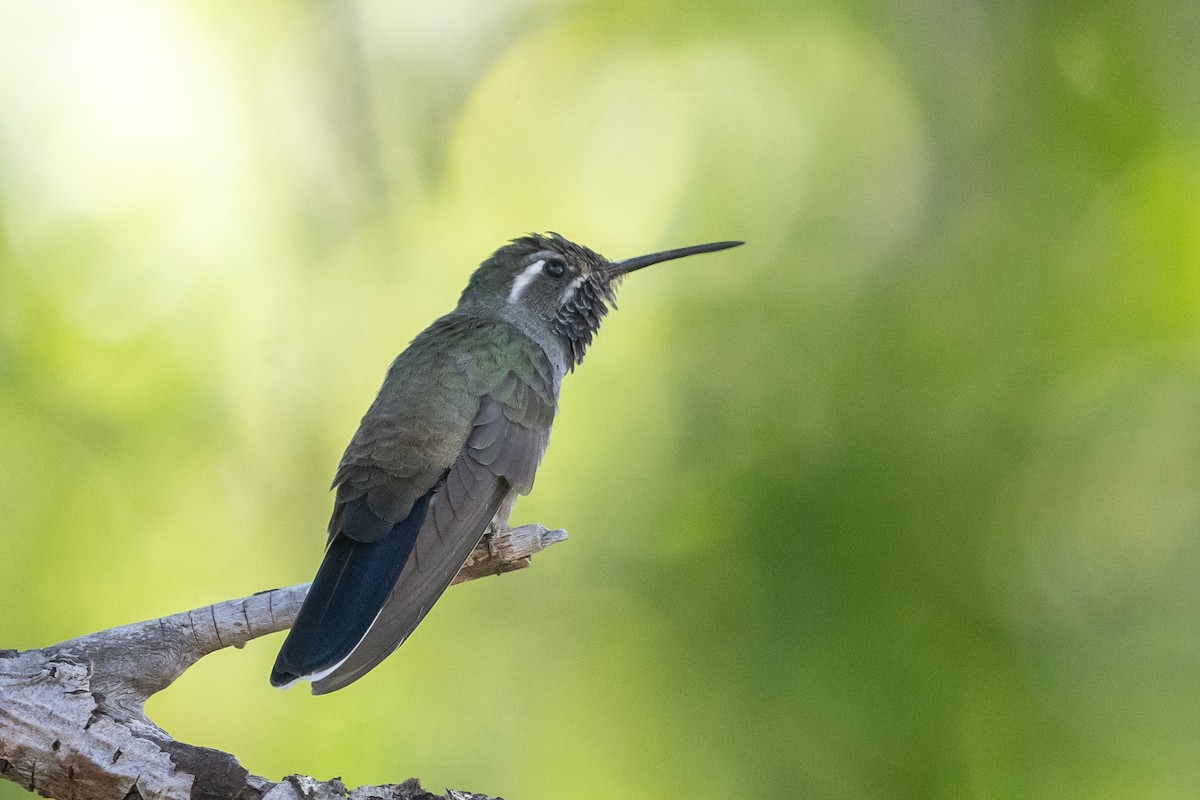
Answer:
[2,1,1199,798]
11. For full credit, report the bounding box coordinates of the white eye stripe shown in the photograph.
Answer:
[507,260,545,304]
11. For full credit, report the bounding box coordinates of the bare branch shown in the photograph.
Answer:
[0,523,566,800]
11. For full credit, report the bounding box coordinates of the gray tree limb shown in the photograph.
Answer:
[0,524,566,800]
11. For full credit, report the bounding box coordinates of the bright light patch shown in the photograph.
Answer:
[0,1,246,341]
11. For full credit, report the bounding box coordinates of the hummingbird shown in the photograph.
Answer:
[271,233,742,693]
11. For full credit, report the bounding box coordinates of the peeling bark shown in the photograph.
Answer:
[0,524,566,800]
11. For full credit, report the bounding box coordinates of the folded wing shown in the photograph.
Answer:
[309,388,552,693]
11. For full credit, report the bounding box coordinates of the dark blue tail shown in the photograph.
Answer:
[270,492,431,687]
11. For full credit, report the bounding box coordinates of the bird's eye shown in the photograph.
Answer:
[543,258,566,279]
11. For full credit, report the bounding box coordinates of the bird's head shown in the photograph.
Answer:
[459,232,742,367]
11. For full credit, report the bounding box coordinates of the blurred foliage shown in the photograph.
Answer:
[2,0,1199,798]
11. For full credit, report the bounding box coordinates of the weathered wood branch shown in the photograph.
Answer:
[0,524,566,800]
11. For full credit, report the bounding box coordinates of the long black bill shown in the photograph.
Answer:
[605,240,743,277]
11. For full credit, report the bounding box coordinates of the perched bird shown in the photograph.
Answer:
[271,233,742,693]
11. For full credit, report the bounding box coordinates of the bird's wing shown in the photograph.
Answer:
[271,317,557,692]
[310,381,553,693]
